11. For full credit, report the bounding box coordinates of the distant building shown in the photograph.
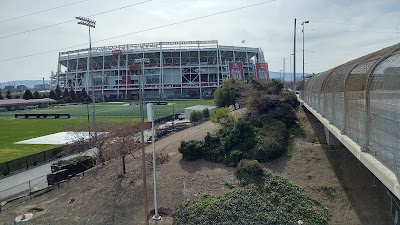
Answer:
[16,85,29,92]
[34,84,51,90]
[4,85,15,92]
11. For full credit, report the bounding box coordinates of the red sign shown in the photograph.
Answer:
[256,63,269,80]
[112,49,122,55]
[228,62,244,80]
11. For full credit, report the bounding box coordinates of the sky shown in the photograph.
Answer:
[0,0,398,82]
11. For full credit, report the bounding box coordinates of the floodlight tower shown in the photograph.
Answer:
[76,16,97,135]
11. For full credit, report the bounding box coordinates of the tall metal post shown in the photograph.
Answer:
[89,26,96,135]
[148,103,161,221]
[138,64,149,223]
[283,58,285,82]
[293,18,297,94]
[76,16,96,137]
[302,20,309,90]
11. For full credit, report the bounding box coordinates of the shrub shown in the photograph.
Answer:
[224,149,243,167]
[262,103,297,127]
[202,108,210,119]
[178,140,204,160]
[252,119,288,162]
[189,110,201,122]
[65,96,73,103]
[235,159,266,185]
[211,107,236,125]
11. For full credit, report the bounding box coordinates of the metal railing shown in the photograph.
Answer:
[304,43,400,179]
[0,175,49,212]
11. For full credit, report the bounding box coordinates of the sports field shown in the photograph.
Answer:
[0,99,214,163]
[0,99,213,118]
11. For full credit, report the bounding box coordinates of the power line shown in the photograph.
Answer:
[0,0,152,40]
[310,28,399,34]
[310,20,400,31]
[0,0,89,24]
[0,0,278,63]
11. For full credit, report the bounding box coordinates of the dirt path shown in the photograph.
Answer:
[0,107,392,225]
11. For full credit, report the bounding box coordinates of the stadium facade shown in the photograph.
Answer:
[52,40,268,100]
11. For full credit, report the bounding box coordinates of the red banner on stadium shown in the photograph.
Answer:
[228,62,244,80]
[256,63,269,80]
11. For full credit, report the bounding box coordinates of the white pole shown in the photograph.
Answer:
[147,103,161,221]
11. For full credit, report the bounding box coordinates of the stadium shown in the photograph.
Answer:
[52,40,268,100]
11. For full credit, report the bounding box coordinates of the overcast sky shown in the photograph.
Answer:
[0,0,398,82]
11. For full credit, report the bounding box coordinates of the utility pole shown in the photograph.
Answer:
[302,20,309,90]
[76,16,97,137]
[293,18,297,94]
[282,57,286,83]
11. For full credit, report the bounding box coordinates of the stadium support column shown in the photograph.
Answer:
[56,53,61,88]
[179,44,183,97]
[125,53,128,99]
[117,54,120,99]
[66,53,70,89]
[102,50,105,102]
[75,52,79,93]
[216,42,220,87]
[159,43,163,98]
[198,43,202,100]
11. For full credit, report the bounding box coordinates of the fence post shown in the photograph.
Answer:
[29,180,32,199]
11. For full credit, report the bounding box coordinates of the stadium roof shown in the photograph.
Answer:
[0,98,56,106]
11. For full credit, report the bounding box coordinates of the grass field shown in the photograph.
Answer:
[0,99,214,118]
[0,100,214,163]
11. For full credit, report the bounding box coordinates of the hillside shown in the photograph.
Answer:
[0,108,392,224]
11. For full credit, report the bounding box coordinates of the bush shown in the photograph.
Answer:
[189,110,201,122]
[252,119,288,162]
[224,150,243,167]
[202,108,210,119]
[262,103,297,127]
[235,159,266,185]
[178,140,204,160]
[211,107,236,125]
[65,96,73,103]
[58,99,65,104]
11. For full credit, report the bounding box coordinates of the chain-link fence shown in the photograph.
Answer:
[0,175,49,212]
[303,43,400,179]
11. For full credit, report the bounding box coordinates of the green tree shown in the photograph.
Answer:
[202,108,210,119]
[14,94,20,99]
[69,89,77,102]
[23,89,33,100]
[49,90,57,100]
[0,91,3,99]
[42,93,48,98]
[80,88,88,101]
[63,89,69,99]
[55,85,62,100]
[190,110,200,122]
[6,90,11,99]
[214,79,244,109]
[33,90,41,99]
[65,96,73,103]
[211,108,236,125]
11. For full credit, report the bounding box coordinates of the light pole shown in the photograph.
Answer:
[289,53,294,89]
[76,16,96,136]
[302,20,309,90]
[146,103,161,221]
[133,58,150,223]
[293,18,297,95]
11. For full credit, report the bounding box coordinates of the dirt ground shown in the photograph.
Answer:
[0,107,393,225]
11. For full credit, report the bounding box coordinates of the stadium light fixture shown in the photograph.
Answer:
[293,18,297,95]
[302,20,309,91]
[76,16,97,138]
